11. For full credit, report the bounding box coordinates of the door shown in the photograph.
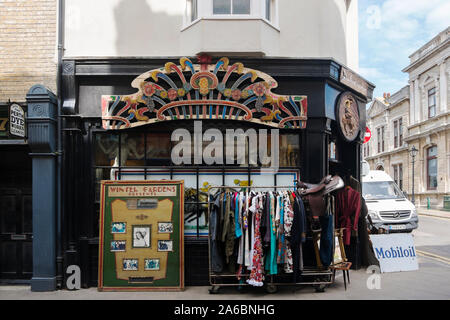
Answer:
[0,188,33,281]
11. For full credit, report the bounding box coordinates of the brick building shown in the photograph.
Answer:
[0,0,57,283]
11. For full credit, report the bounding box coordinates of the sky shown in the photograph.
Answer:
[358,0,450,100]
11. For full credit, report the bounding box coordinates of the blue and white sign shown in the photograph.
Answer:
[370,233,419,273]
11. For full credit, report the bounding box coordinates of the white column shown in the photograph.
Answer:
[409,81,415,124]
[414,79,420,122]
[439,59,447,113]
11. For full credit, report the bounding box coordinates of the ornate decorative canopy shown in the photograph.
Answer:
[101,57,307,130]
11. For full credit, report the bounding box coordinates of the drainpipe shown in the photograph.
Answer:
[56,0,65,289]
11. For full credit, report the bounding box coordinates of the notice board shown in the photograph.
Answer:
[98,180,184,291]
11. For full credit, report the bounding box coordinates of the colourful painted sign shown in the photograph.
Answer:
[102,57,307,130]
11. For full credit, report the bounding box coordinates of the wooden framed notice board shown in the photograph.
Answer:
[98,180,184,291]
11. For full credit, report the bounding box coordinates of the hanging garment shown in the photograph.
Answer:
[244,191,251,268]
[336,186,361,245]
[265,192,278,275]
[283,193,294,273]
[291,192,307,282]
[277,195,286,265]
[358,197,380,267]
[247,194,265,286]
[210,194,224,273]
[235,192,242,238]
[223,191,236,264]
[319,211,334,267]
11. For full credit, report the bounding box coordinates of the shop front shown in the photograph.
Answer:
[0,102,32,283]
[54,56,373,289]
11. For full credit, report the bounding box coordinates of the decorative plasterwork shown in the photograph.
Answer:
[101,57,307,130]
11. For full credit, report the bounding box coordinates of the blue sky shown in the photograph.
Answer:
[358,0,450,100]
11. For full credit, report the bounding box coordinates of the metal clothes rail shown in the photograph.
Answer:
[206,185,335,294]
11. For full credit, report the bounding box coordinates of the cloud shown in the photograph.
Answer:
[359,0,449,101]
[359,67,384,81]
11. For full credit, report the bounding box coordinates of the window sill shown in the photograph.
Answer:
[181,16,280,33]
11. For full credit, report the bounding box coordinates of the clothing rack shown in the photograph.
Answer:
[206,185,335,294]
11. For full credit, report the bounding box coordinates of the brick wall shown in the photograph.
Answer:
[0,0,57,102]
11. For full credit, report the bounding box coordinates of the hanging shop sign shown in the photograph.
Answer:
[101,56,307,130]
[98,180,184,291]
[369,234,419,273]
[9,103,26,138]
[340,66,370,98]
[335,92,360,142]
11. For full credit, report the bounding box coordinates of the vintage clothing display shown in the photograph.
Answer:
[209,189,308,286]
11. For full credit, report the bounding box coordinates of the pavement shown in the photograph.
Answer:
[0,260,449,300]
[417,208,450,219]
[1,209,450,301]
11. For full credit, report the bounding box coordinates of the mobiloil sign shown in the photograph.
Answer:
[369,233,419,273]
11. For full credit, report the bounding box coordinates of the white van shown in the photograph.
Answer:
[361,168,418,233]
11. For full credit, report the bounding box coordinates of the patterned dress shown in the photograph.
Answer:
[247,195,265,286]
[283,193,294,273]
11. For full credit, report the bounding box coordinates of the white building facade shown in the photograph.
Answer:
[64,0,359,70]
[365,27,449,210]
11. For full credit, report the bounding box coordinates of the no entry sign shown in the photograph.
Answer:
[363,126,371,144]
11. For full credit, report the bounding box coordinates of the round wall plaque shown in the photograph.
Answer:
[336,92,360,142]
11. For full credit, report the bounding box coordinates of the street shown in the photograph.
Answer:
[0,213,449,300]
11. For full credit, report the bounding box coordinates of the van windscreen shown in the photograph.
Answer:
[362,181,404,200]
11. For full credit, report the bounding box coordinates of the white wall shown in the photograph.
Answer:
[64,0,359,69]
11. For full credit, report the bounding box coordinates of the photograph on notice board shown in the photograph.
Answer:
[110,240,126,252]
[157,240,173,252]
[111,222,126,234]
[144,258,160,271]
[122,259,138,271]
[158,222,173,234]
[132,225,151,248]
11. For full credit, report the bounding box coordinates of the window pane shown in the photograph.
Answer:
[279,134,300,167]
[95,133,118,166]
[213,0,231,14]
[429,105,436,118]
[233,0,250,14]
[121,133,145,166]
[191,0,198,21]
[428,158,437,188]
[146,133,171,165]
[428,146,437,157]
[265,0,271,20]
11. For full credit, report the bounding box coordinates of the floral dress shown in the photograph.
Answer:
[283,192,294,273]
[247,195,265,286]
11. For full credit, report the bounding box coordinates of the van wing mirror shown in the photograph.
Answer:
[403,191,408,198]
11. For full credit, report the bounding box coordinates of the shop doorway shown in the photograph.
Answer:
[0,146,33,282]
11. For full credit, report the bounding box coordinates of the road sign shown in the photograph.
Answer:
[363,126,371,144]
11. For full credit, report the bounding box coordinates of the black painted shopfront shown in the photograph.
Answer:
[59,57,373,288]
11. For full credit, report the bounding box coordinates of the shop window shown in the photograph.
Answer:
[95,133,118,166]
[93,128,301,239]
[146,133,171,166]
[213,0,250,15]
[279,134,300,167]
[427,146,437,190]
[428,87,436,118]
